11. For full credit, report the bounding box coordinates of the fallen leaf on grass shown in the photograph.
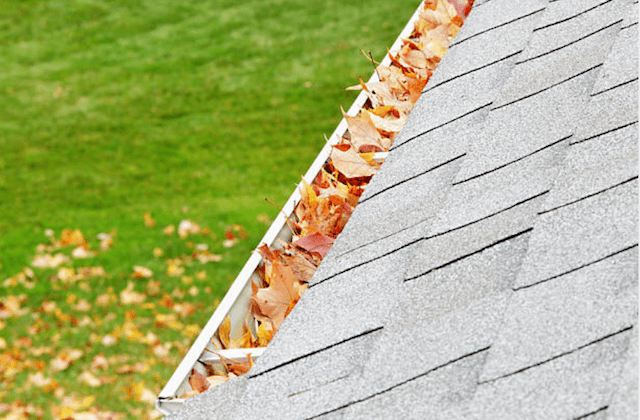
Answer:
[71,246,97,259]
[143,212,156,227]
[0,295,28,318]
[60,229,86,246]
[132,266,153,278]
[91,354,109,370]
[120,282,146,305]
[97,232,113,251]
[51,349,83,371]
[28,372,58,390]
[78,371,102,387]
[32,253,70,268]
[166,263,185,277]
[178,220,201,238]
[102,334,118,346]
[73,299,92,312]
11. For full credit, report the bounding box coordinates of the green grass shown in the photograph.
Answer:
[0,0,418,417]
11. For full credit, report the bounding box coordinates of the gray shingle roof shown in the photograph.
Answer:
[167,0,638,418]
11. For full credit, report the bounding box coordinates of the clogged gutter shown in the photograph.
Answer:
[182,0,474,398]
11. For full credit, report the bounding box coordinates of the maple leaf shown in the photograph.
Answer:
[293,233,334,258]
[367,110,406,133]
[252,246,302,329]
[341,107,387,152]
[76,266,107,279]
[166,262,185,277]
[51,349,83,371]
[400,48,429,69]
[189,369,210,393]
[28,372,58,390]
[329,146,377,179]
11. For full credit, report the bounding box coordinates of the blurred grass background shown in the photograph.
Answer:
[0,0,418,417]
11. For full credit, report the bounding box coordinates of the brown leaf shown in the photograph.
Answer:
[367,110,406,133]
[252,246,302,329]
[329,146,377,179]
[400,49,429,69]
[189,369,210,393]
[293,233,334,258]
[341,107,387,152]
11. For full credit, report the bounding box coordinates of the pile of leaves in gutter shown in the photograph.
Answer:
[185,0,474,396]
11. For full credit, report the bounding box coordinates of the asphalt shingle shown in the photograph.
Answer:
[403,194,540,281]
[492,20,621,108]
[592,24,639,94]
[435,138,567,232]
[541,123,638,213]
[455,66,598,182]
[514,179,638,289]
[338,349,488,420]
[575,79,638,142]
[481,247,637,380]
[517,0,625,63]
[450,0,546,46]
[533,0,612,30]
[465,328,633,419]
[362,233,530,388]
[607,328,639,420]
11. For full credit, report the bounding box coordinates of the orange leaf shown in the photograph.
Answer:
[218,315,232,349]
[189,369,209,393]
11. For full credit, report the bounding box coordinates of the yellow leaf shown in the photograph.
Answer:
[218,316,232,349]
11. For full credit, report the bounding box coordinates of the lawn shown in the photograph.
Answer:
[0,0,418,418]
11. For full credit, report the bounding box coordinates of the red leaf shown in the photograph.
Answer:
[293,233,335,258]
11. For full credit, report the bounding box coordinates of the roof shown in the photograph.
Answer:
[166,0,639,418]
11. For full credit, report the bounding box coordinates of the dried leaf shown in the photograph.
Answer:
[120,282,146,305]
[329,146,377,178]
[132,266,153,278]
[293,233,334,258]
[189,370,209,393]
[342,107,387,152]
